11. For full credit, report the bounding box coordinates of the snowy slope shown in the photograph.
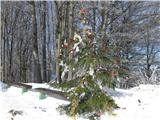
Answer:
[103,85,160,120]
[0,82,160,120]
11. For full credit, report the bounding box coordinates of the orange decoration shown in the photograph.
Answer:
[114,57,120,65]
[69,38,75,43]
[63,43,68,48]
[85,30,93,39]
[111,71,118,78]
[79,8,86,18]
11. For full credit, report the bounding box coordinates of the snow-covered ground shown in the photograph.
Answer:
[0,82,160,120]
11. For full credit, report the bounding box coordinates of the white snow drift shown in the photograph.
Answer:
[0,82,160,120]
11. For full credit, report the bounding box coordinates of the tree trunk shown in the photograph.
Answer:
[67,2,74,81]
[42,1,47,82]
[31,1,42,83]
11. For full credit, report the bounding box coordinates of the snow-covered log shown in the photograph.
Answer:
[7,82,67,101]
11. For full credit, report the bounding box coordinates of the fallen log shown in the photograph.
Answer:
[6,82,68,101]
[8,82,32,89]
[32,88,68,101]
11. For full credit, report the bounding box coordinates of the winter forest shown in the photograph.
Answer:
[0,1,160,120]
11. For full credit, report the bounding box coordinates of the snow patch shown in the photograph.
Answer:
[1,83,160,120]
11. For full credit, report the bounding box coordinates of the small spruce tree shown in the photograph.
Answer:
[55,6,128,120]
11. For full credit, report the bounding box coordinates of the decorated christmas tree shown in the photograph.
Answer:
[55,5,128,120]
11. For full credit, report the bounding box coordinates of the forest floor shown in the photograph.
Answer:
[0,82,160,120]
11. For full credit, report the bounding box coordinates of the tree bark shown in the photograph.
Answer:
[55,1,62,83]
[31,1,42,83]
[67,2,74,81]
[42,1,47,82]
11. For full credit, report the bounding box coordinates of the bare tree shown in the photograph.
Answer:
[30,1,42,83]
